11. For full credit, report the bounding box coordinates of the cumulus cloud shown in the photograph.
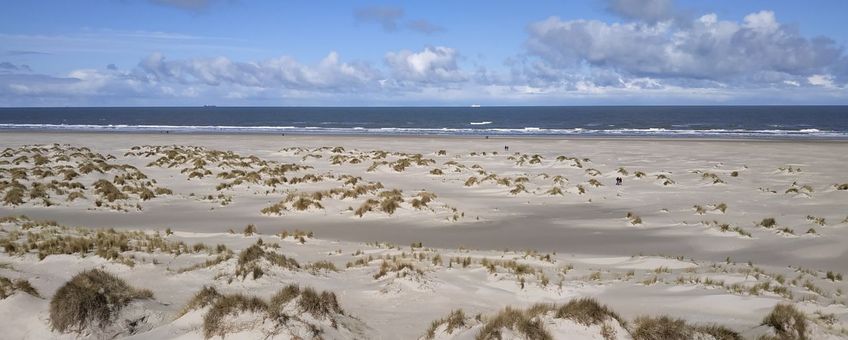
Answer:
[354,6,405,32]
[385,46,466,83]
[524,11,847,88]
[138,52,380,91]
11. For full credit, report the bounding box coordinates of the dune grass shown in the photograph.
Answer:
[177,286,221,317]
[234,243,300,280]
[631,316,741,340]
[424,309,468,339]
[626,212,643,225]
[198,283,344,338]
[760,303,808,340]
[759,218,777,228]
[49,269,153,333]
[476,306,549,340]
[242,224,258,236]
[0,275,40,299]
[202,293,268,338]
[475,298,622,340]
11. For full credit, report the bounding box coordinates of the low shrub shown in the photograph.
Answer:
[49,269,153,333]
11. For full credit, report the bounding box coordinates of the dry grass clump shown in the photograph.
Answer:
[278,229,313,243]
[410,191,437,209]
[805,215,825,226]
[759,218,777,228]
[93,179,128,202]
[306,260,339,273]
[49,269,153,333]
[292,196,324,211]
[555,298,623,327]
[701,172,724,184]
[693,205,707,215]
[836,183,848,190]
[354,198,379,217]
[509,184,527,195]
[3,186,24,206]
[424,309,468,339]
[825,271,842,281]
[588,178,603,187]
[576,184,586,194]
[297,287,343,318]
[198,284,345,339]
[634,171,646,178]
[66,191,86,202]
[177,286,222,317]
[0,220,222,264]
[631,316,741,340]
[760,303,808,340]
[476,298,622,340]
[626,212,642,225]
[373,259,424,280]
[476,306,548,340]
[705,221,751,237]
[0,275,40,299]
[555,155,584,168]
[261,202,288,215]
[202,293,268,338]
[713,202,728,213]
[656,174,675,185]
[377,189,404,215]
[263,193,325,214]
[464,176,479,187]
[545,186,564,196]
[429,168,444,175]
[243,224,258,236]
[234,243,300,280]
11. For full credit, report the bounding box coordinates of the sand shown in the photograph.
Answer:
[0,131,846,339]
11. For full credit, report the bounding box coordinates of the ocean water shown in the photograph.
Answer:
[1,106,847,139]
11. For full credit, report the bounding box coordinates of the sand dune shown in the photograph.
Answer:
[1,132,847,339]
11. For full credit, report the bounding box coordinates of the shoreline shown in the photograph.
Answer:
[4,129,848,143]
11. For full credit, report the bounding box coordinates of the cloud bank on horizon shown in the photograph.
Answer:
[0,0,846,106]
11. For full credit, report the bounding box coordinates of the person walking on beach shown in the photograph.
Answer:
[616,177,622,185]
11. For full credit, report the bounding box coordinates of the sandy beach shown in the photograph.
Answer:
[1,131,847,339]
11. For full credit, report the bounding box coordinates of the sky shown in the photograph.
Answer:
[1,0,847,106]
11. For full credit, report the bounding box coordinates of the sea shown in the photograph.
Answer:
[1,106,847,139]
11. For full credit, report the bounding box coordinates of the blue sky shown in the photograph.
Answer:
[1,0,847,106]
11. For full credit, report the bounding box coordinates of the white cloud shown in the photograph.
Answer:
[808,74,835,87]
[524,11,847,88]
[138,52,379,90]
[384,46,466,83]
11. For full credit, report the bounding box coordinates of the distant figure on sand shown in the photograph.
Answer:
[504,145,509,151]
[616,177,622,185]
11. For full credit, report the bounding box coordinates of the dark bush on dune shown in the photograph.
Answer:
[49,269,153,333]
